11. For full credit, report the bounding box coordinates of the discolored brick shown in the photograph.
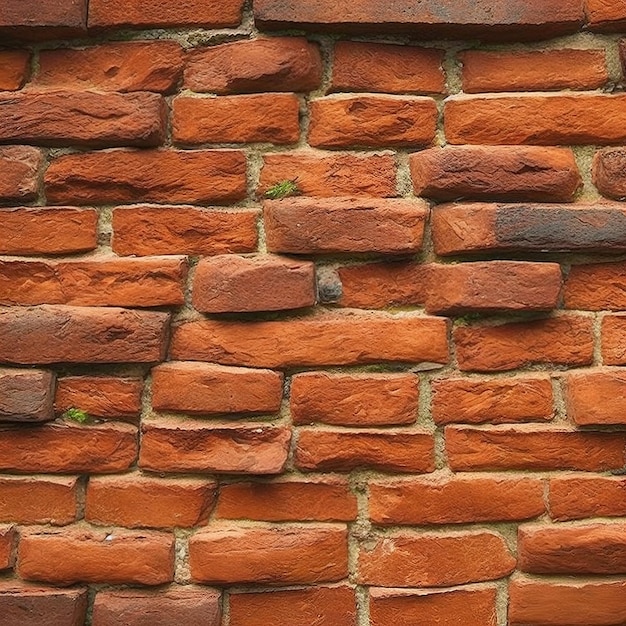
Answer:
[0,368,55,423]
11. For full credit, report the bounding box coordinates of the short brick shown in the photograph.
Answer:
[0,368,55,423]
[0,525,14,570]
[564,370,626,425]
[593,147,626,200]
[0,50,30,90]
[565,261,626,310]
[0,0,87,40]
[549,475,626,521]
[586,0,626,31]
[0,146,42,205]
[601,314,626,365]
[309,95,437,148]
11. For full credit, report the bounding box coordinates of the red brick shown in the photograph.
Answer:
[170,312,448,368]
[309,95,437,148]
[140,419,291,475]
[89,0,243,29]
[192,254,315,313]
[216,478,357,522]
[454,316,593,372]
[55,376,142,421]
[337,261,428,309]
[370,475,545,525]
[460,49,608,92]
[0,368,55,423]
[0,207,97,256]
[446,426,626,472]
[0,50,30,89]
[370,587,497,626]
[0,525,14,570]
[36,41,183,93]
[112,206,258,256]
[621,40,626,82]
[151,362,283,415]
[410,145,581,202]
[445,93,626,145]
[291,372,418,427]
[190,524,348,585]
[432,376,554,424]
[230,586,356,626]
[519,522,626,575]
[586,0,626,31]
[0,305,169,365]
[254,0,583,39]
[18,528,174,585]
[0,146,42,204]
[593,147,626,200]
[549,476,626,521]
[601,314,626,365]
[0,422,137,473]
[0,0,87,40]
[46,149,247,205]
[332,42,444,94]
[0,582,87,626]
[0,476,77,524]
[509,578,626,626]
[0,257,187,307]
[425,261,562,315]
[359,531,515,587]
[259,151,397,198]
[295,429,434,473]
[86,475,216,529]
[92,587,221,626]
[566,261,626,309]
[265,197,427,254]
[564,370,626,425]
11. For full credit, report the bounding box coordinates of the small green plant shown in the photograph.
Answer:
[62,407,90,424]
[264,178,300,199]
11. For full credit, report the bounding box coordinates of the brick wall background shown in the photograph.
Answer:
[1,0,626,624]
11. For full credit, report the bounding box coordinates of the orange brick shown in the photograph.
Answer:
[565,261,626,309]
[593,147,626,200]
[586,0,626,31]
[549,475,626,521]
[0,146,43,205]
[564,370,626,425]
[0,525,14,570]
[601,314,626,364]
[0,50,30,90]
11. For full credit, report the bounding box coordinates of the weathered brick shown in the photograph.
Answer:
[549,476,626,521]
[445,93,626,145]
[140,419,291,475]
[359,531,515,587]
[447,426,626,472]
[173,94,300,145]
[170,312,448,368]
[601,314,626,365]
[36,41,183,93]
[18,528,174,585]
[332,42,444,94]
[0,525,14,570]
[193,255,315,313]
[265,197,427,255]
[565,261,626,310]
[593,147,626,200]
[112,206,258,256]
[309,95,437,148]
[0,368,55,423]
[0,50,30,90]
[0,476,77,524]
[86,475,216,529]
[92,587,221,626]
[454,316,593,372]
[586,0,626,31]
[0,207,97,256]
[0,146,42,205]
[460,49,608,92]
[0,0,87,40]
[432,376,554,424]
[0,257,187,307]
[410,146,581,202]
[291,372,419,427]
[425,261,562,315]
[370,475,545,525]
[190,524,348,585]
[295,429,434,473]
[564,370,626,425]
[259,151,397,198]
[0,422,137,473]
[509,578,626,626]
[0,305,169,365]
[216,478,358,522]
[151,362,283,415]
[46,149,247,205]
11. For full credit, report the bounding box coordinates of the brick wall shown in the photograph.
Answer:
[2,0,626,624]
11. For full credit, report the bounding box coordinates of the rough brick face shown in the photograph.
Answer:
[564,370,626,425]
[0,368,55,423]
[0,51,30,90]
[0,146,42,204]
[0,0,87,40]
[565,261,626,310]
[593,147,626,200]
[549,476,626,521]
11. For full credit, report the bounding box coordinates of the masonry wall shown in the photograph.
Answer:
[2,0,626,624]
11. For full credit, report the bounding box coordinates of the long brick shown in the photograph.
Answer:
[140,419,291,474]
[410,145,581,202]
[564,370,626,425]
[0,91,165,147]
[18,528,174,585]
[586,0,626,31]
[45,149,247,205]
[189,524,348,585]
[593,147,626,200]
[112,206,258,256]
[601,314,626,365]
[170,313,448,368]
[151,362,283,415]
[0,305,169,365]
[0,368,55,423]
[370,475,545,525]
[549,476,626,521]
[565,261,626,310]
[445,93,626,145]
[0,422,137,473]
[358,531,515,587]
[446,426,626,472]
[0,0,87,40]
[0,50,30,90]
[0,146,42,204]
[309,95,437,149]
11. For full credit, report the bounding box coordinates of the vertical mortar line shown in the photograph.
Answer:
[572,145,599,201]
[593,311,604,366]
[550,372,568,425]
[349,470,371,626]
[221,588,231,626]
[174,528,191,583]
[494,579,510,626]
[240,0,258,36]
[395,150,413,198]
[603,34,623,87]
[163,93,175,149]
[96,206,113,252]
